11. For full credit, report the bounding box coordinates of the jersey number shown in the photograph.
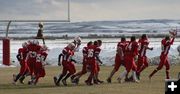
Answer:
[88,49,94,58]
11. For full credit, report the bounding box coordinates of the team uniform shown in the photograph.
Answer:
[114,41,127,72]
[13,47,29,83]
[136,38,149,75]
[107,40,128,83]
[85,45,98,85]
[34,50,48,84]
[124,41,138,73]
[95,47,101,72]
[117,40,139,83]
[149,37,175,79]
[71,46,89,82]
[26,44,41,76]
[54,46,76,86]
[61,47,76,76]
[18,48,29,76]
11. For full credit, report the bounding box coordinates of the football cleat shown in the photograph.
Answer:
[53,76,59,86]
[85,80,93,86]
[106,78,112,83]
[117,78,123,83]
[62,79,67,86]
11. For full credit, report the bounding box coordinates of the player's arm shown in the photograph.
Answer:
[95,54,103,64]
[70,58,77,63]
[58,53,63,66]
[144,44,153,50]
[169,37,175,45]
[117,46,124,60]
[16,54,21,62]
[146,46,153,50]
[169,30,177,45]
[25,52,30,63]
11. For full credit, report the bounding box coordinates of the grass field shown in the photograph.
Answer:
[0,65,179,94]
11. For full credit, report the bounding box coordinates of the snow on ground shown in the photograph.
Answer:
[0,38,180,67]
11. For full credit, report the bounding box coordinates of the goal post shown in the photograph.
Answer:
[1,0,71,66]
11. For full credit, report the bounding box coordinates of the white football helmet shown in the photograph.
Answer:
[74,36,81,44]
[68,43,75,50]
[33,40,39,45]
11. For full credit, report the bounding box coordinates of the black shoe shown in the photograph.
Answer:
[107,78,111,83]
[73,78,79,85]
[28,80,33,85]
[62,79,67,86]
[53,76,60,86]
[85,80,93,86]
[97,79,104,84]
[136,74,140,80]
[71,75,75,83]
[19,77,25,84]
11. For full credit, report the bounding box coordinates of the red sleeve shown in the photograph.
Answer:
[162,39,166,46]
[134,42,139,56]
[18,49,21,54]
[95,47,101,55]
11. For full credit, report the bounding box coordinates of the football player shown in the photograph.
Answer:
[107,37,127,83]
[117,36,139,83]
[149,30,177,79]
[71,41,93,84]
[53,43,76,86]
[33,45,48,85]
[13,42,29,84]
[136,34,153,80]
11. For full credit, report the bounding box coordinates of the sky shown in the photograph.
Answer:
[0,0,180,22]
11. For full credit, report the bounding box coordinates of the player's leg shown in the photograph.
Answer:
[137,57,148,80]
[13,61,25,84]
[85,61,95,85]
[34,65,45,85]
[138,56,148,74]
[137,56,143,73]
[165,59,170,79]
[95,64,104,84]
[117,59,131,83]
[149,55,165,79]
[54,66,67,86]
[107,57,121,83]
[132,61,139,83]
[72,63,87,84]
[19,62,29,84]
[62,63,76,86]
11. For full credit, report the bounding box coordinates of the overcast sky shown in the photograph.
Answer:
[0,0,180,22]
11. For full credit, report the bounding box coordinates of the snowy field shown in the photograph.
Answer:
[1,20,180,67]
[0,38,180,67]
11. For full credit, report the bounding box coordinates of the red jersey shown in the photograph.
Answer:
[36,51,48,63]
[138,39,149,57]
[125,41,138,57]
[117,41,128,57]
[82,46,88,58]
[95,47,101,55]
[161,38,175,56]
[62,47,74,62]
[86,45,97,60]
[18,48,28,61]
[27,44,41,59]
